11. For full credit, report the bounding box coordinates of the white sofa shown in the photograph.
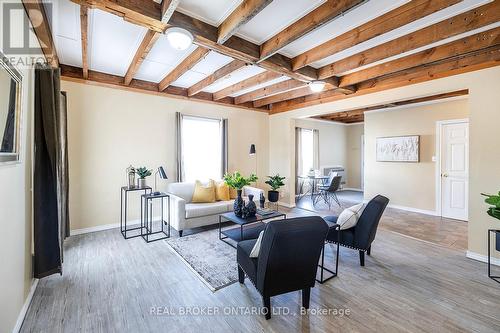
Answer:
[165,182,264,236]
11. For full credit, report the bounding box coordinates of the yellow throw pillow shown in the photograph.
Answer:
[192,180,216,203]
[214,181,230,201]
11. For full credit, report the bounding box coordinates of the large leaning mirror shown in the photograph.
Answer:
[0,51,22,163]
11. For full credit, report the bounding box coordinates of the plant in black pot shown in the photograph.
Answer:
[265,175,285,203]
[481,191,500,251]
[224,172,258,217]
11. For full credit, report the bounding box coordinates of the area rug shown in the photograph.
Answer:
[165,229,238,292]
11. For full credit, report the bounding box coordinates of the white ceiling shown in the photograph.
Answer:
[49,0,495,96]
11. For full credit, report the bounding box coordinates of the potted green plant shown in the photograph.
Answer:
[136,167,152,188]
[481,191,500,251]
[224,172,258,217]
[265,175,285,203]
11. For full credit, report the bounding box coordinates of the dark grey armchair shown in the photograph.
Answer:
[324,195,389,266]
[237,216,328,319]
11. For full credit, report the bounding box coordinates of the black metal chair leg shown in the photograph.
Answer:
[263,296,271,320]
[359,250,365,266]
[302,288,310,309]
[238,266,245,283]
[367,246,371,256]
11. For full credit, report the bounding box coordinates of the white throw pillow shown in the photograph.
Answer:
[249,230,265,258]
[337,203,365,230]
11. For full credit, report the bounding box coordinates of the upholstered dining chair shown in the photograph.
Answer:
[237,216,328,320]
[323,195,389,266]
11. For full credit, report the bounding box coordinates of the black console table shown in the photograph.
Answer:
[488,229,500,283]
[120,186,151,239]
[141,192,170,243]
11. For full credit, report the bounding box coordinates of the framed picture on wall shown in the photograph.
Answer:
[376,135,419,162]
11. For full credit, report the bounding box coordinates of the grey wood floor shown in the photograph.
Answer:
[21,209,500,333]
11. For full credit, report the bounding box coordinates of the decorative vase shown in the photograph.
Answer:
[126,165,135,188]
[268,190,279,203]
[137,178,146,188]
[234,189,244,217]
[496,231,500,252]
[259,193,266,209]
[242,194,257,218]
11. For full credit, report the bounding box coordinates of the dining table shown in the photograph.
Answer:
[296,174,330,203]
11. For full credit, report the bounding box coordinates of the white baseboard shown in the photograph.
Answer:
[70,217,163,236]
[363,199,438,216]
[71,222,121,236]
[342,188,363,192]
[466,251,500,267]
[12,278,38,333]
[277,201,296,208]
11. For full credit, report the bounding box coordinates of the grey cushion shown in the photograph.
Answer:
[185,200,232,219]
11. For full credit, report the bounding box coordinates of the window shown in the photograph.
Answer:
[300,128,314,174]
[181,116,223,182]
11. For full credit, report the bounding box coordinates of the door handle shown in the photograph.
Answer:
[442,173,449,177]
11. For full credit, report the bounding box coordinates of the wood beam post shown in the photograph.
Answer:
[259,0,364,61]
[187,60,247,96]
[291,0,460,71]
[158,47,210,91]
[22,0,59,67]
[218,0,273,44]
[80,5,89,78]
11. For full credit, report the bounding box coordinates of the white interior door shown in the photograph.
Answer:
[440,121,469,221]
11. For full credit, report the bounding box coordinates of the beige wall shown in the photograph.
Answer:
[268,66,500,260]
[0,2,37,331]
[62,81,269,231]
[295,119,347,171]
[364,99,468,211]
[346,124,364,189]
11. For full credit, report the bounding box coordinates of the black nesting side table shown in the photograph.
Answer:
[488,229,500,283]
[120,186,152,239]
[141,192,170,243]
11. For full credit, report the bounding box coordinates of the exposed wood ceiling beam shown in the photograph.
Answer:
[123,0,178,86]
[80,5,89,79]
[315,90,469,123]
[217,0,274,44]
[259,0,364,61]
[318,1,500,79]
[161,0,180,23]
[124,30,161,85]
[22,0,59,67]
[270,46,500,113]
[70,0,165,32]
[158,47,210,91]
[69,0,321,83]
[60,64,268,112]
[340,27,500,87]
[213,71,282,100]
[254,80,356,108]
[188,60,247,96]
[255,85,337,108]
[292,0,461,71]
[235,79,307,104]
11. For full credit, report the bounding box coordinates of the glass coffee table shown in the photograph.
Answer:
[218,211,286,248]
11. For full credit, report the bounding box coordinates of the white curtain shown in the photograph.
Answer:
[313,129,320,171]
[295,127,303,193]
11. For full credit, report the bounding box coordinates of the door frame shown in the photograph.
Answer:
[435,118,469,219]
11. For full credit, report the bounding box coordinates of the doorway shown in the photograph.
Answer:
[436,119,469,221]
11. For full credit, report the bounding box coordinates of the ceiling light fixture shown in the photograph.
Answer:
[309,81,326,93]
[165,27,193,51]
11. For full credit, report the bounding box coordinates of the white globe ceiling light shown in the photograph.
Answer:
[309,80,326,93]
[165,27,194,51]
